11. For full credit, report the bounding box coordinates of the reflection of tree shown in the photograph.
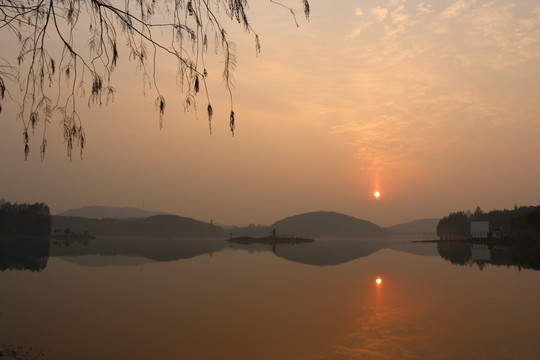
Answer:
[0,236,50,272]
[437,241,472,266]
[0,345,44,360]
[437,241,540,272]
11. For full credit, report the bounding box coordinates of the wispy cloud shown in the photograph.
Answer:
[439,0,477,19]
[371,7,388,22]
[346,26,366,39]
[417,3,433,15]
[391,5,408,24]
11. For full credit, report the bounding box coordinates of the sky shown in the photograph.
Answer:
[1,0,540,227]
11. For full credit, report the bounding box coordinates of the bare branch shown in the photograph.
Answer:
[0,0,310,159]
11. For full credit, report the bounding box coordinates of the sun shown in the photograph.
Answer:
[375,276,382,285]
[373,191,381,199]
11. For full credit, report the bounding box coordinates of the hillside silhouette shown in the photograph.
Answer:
[52,214,225,238]
[57,205,165,219]
[272,211,389,238]
[385,218,439,235]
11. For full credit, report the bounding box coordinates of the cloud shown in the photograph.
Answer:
[356,8,364,17]
[345,17,373,38]
[346,26,364,39]
[371,7,388,22]
[417,3,433,15]
[439,0,477,19]
[392,5,408,24]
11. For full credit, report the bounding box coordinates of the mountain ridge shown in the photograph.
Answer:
[55,205,439,238]
[57,205,165,219]
[385,218,439,234]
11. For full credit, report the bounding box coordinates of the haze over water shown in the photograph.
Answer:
[2,238,540,360]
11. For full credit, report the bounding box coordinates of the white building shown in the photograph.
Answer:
[470,221,489,238]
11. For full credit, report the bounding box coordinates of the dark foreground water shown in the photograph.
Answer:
[1,237,540,360]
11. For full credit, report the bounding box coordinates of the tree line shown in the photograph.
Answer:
[0,200,51,237]
[437,205,540,241]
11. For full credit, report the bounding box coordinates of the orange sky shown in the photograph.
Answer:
[1,0,540,227]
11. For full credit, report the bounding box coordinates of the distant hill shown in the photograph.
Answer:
[57,205,165,219]
[386,218,439,234]
[52,214,226,238]
[272,211,390,238]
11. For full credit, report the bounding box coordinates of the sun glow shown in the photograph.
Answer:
[375,277,382,285]
[373,191,381,199]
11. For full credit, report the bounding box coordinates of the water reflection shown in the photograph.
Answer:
[51,237,226,265]
[0,236,50,272]
[437,241,540,271]
[2,239,540,359]
[3,235,540,273]
[273,239,384,266]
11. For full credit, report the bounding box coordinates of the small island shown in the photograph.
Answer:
[52,228,95,243]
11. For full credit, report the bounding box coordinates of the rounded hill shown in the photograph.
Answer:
[272,211,389,238]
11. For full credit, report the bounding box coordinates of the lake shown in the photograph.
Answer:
[1,237,540,360]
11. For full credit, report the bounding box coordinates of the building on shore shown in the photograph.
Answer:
[470,221,489,238]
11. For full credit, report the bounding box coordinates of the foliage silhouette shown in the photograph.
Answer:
[0,199,51,236]
[0,235,50,272]
[437,205,540,241]
[0,0,310,160]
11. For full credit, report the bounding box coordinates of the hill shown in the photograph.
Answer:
[386,218,439,234]
[52,214,226,238]
[57,205,165,219]
[272,211,389,238]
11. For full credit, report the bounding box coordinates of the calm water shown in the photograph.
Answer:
[1,237,540,360]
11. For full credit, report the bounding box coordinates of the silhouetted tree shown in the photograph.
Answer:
[0,199,51,236]
[0,0,310,159]
[437,211,469,240]
[526,208,540,235]
[473,206,484,219]
[437,205,540,242]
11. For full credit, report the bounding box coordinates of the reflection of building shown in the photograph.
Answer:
[470,221,489,238]
[471,244,491,261]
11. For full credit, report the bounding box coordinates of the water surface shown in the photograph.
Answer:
[1,237,539,359]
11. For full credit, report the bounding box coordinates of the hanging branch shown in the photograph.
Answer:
[0,0,310,160]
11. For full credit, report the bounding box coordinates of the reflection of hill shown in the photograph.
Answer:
[272,211,389,238]
[0,236,50,272]
[384,241,439,257]
[274,238,386,266]
[52,215,226,238]
[437,241,540,271]
[51,237,226,264]
[229,237,439,266]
